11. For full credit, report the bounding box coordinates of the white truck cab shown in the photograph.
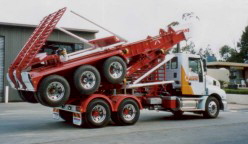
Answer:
[165,53,227,114]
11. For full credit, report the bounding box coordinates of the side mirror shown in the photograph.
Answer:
[203,59,207,72]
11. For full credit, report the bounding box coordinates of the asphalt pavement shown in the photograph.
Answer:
[0,102,248,144]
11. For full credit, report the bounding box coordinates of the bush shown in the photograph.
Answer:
[224,89,248,94]
[219,80,228,88]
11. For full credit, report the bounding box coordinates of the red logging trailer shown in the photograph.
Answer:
[7,8,227,128]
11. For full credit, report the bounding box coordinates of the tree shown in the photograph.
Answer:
[239,25,248,63]
[171,41,196,54]
[200,45,217,62]
[219,45,242,62]
[169,12,199,54]
[181,41,196,54]
[219,45,233,61]
[226,49,241,62]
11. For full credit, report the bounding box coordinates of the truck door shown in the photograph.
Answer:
[166,56,181,88]
[187,57,205,95]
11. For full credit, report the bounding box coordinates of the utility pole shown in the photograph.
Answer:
[176,43,180,53]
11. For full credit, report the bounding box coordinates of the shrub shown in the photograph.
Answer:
[224,89,248,94]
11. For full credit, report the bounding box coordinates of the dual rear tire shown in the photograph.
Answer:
[112,99,140,126]
[36,56,126,107]
[37,75,70,107]
[58,98,140,128]
[58,99,112,128]
[83,98,140,127]
[17,75,70,107]
[74,65,101,95]
[83,99,111,128]
[103,56,127,84]
[73,56,127,95]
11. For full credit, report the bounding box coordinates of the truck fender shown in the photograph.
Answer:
[110,94,143,112]
[209,93,224,110]
[79,94,114,113]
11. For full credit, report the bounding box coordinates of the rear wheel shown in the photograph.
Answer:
[83,99,111,128]
[18,91,38,103]
[103,56,126,84]
[74,65,101,95]
[203,97,220,118]
[112,99,140,126]
[37,75,70,107]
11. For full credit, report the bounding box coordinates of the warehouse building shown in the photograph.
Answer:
[0,22,98,102]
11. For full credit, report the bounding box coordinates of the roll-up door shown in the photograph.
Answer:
[0,36,5,100]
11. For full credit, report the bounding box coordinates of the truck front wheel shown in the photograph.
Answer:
[74,65,101,95]
[112,99,140,126]
[37,75,70,107]
[203,97,220,118]
[83,99,111,128]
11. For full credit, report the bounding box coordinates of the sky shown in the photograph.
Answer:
[1,0,248,57]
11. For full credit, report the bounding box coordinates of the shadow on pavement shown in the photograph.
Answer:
[0,112,225,134]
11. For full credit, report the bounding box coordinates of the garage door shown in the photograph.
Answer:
[0,36,4,100]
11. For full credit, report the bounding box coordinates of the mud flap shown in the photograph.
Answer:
[53,108,60,120]
[73,112,82,126]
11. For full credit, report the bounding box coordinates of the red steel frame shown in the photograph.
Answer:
[8,8,67,89]
[8,8,186,94]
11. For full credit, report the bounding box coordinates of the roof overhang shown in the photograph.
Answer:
[0,21,99,33]
[207,62,248,68]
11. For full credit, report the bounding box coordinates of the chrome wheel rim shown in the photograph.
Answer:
[80,71,96,89]
[122,104,136,121]
[208,101,217,115]
[91,105,106,123]
[46,82,65,101]
[109,62,123,79]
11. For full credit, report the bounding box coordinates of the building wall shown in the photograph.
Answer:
[0,36,4,100]
[207,68,230,82]
[207,64,248,86]
[0,25,95,102]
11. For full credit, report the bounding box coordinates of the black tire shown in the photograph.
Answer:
[203,97,220,119]
[83,99,111,128]
[74,65,101,95]
[103,56,126,84]
[34,90,48,106]
[172,111,184,118]
[37,75,70,107]
[18,91,38,103]
[59,110,72,123]
[111,99,140,126]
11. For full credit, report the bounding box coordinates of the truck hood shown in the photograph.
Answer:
[206,75,221,88]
